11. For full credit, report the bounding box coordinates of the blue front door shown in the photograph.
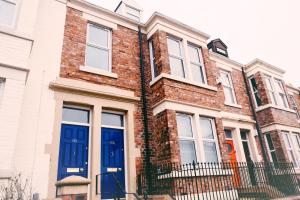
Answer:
[57,124,89,180]
[101,127,125,199]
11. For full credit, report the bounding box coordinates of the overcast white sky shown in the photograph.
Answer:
[88,0,300,87]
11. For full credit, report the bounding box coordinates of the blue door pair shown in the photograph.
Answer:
[58,125,125,199]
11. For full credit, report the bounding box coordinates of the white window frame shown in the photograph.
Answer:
[264,75,277,105]
[240,130,253,161]
[0,0,18,28]
[188,44,207,84]
[176,113,198,164]
[149,40,157,79]
[264,133,278,163]
[248,76,262,107]
[125,5,140,22]
[199,117,221,163]
[274,78,288,108]
[85,23,112,72]
[282,131,299,168]
[289,94,300,119]
[220,70,237,105]
[167,36,186,78]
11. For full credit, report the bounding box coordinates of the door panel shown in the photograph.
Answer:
[226,139,240,187]
[101,127,125,199]
[58,124,89,180]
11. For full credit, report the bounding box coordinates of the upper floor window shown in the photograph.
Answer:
[176,113,197,164]
[264,75,277,105]
[264,133,278,163]
[274,79,288,108]
[249,76,262,107]
[126,5,140,22]
[220,70,237,104]
[0,0,17,26]
[149,40,158,79]
[167,37,185,78]
[188,44,206,84]
[289,94,300,119]
[85,23,111,72]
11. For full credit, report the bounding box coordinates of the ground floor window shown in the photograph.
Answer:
[264,133,278,163]
[240,130,253,162]
[176,113,220,164]
[282,131,300,168]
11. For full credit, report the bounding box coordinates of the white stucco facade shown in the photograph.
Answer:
[0,0,67,198]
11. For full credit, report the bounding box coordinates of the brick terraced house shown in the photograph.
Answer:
[1,0,300,199]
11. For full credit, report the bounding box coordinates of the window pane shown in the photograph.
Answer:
[271,152,278,163]
[88,25,108,47]
[86,45,109,70]
[200,118,214,139]
[292,134,300,149]
[102,112,124,127]
[250,78,258,91]
[287,151,298,167]
[254,92,262,106]
[188,45,200,63]
[167,38,181,56]
[274,80,284,93]
[127,13,140,21]
[149,41,158,78]
[203,142,218,162]
[265,77,273,91]
[240,131,248,140]
[62,107,89,123]
[224,87,235,104]
[282,133,291,148]
[0,0,15,26]
[127,6,140,16]
[179,140,197,164]
[191,63,204,83]
[176,114,193,137]
[169,57,185,78]
[266,134,274,150]
[220,72,231,87]
[225,130,232,139]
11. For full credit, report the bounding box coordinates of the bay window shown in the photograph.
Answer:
[188,44,206,84]
[220,70,236,104]
[85,23,111,72]
[167,37,185,78]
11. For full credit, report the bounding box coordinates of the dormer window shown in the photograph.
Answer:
[126,5,140,21]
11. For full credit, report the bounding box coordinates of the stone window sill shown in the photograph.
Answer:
[150,73,218,92]
[224,102,242,109]
[255,104,296,113]
[80,66,118,79]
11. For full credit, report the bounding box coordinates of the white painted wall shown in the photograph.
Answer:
[12,0,67,198]
[0,0,67,198]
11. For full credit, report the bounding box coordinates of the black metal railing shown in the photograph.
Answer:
[96,172,141,200]
[137,162,300,199]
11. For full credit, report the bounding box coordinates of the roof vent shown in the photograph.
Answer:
[115,0,143,22]
[207,38,229,57]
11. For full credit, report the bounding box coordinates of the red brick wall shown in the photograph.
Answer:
[60,7,157,174]
[257,107,300,127]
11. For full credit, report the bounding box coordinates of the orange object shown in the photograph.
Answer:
[226,139,240,187]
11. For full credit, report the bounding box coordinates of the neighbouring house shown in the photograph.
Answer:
[0,0,300,199]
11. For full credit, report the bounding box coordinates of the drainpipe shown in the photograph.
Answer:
[138,27,152,193]
[242,68,268,162]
